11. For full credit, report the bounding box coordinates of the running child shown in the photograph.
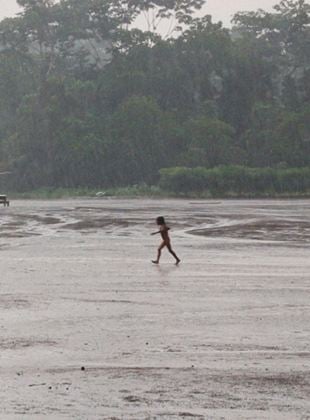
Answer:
[151,216,180,265]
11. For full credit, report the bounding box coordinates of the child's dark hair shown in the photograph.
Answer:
[156,216,165,225]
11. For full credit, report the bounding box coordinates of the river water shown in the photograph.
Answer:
[0,198,309,419]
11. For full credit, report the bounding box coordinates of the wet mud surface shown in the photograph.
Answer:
[0,198,309,419]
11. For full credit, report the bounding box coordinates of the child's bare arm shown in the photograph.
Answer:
[151,230,161,236]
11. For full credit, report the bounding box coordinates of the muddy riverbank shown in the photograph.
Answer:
[0,199,309,419]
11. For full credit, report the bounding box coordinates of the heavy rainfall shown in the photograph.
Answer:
[0,0,309,418]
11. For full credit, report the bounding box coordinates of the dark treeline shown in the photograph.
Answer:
[0,0,309,193]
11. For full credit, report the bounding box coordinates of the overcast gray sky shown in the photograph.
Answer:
[0,0,279,26]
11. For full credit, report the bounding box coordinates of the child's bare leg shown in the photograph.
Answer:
[152,242,165,264]
[167,244,180,264]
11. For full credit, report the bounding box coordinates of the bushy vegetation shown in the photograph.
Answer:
[159,166,310,196]
[0,0,309,195]
[8,184,163,199]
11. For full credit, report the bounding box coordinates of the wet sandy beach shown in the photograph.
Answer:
[0,198,309,419]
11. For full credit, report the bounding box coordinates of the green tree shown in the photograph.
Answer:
[272,106,310,166]
[106,96,177,185]
[233,0,310,108]
[179,116,236,167]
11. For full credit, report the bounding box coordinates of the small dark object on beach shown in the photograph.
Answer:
[81,366,85,371]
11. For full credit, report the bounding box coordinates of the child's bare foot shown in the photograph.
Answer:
[152,260,159,264]
[176,259,181,265]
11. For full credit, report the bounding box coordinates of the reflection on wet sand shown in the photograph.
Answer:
[190,218,310,242]
[1,199,310,243]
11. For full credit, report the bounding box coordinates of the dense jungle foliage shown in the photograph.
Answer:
[0,0,309,194]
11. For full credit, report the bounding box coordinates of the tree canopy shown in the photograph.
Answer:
[0,0,309,191]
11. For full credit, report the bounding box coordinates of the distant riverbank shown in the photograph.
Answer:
[6,187,310,201]
[4,166,310,200]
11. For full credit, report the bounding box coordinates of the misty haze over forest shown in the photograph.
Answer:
[0,0,281,27]
[0,0,309,196]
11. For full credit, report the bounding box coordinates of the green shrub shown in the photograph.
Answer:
[159,166,310,195]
